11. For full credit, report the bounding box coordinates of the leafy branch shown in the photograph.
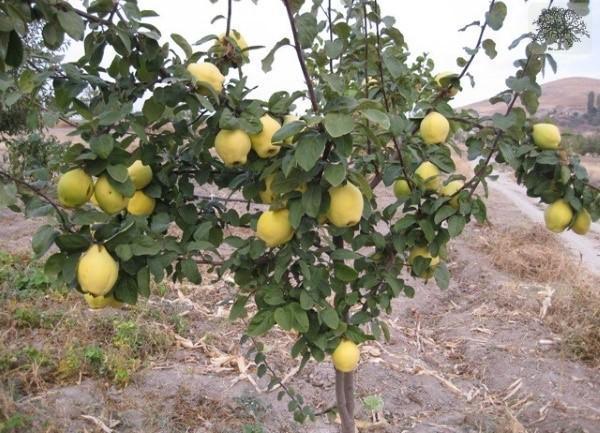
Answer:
[0,169,73,233]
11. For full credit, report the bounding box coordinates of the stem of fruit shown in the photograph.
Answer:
[0,169,73,233]
[281,0,319,113]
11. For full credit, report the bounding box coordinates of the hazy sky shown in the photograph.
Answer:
[67,0,598,107]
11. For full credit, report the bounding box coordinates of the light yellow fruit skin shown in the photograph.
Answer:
[408,245,440,279]
[283,114,299,145]
[127,160,153,190]
[532,123,561,150]
[214,129,252,166]
[187,62,225,94]
[57,169,94,208]
[544,199,574,233]
[94,176,128,215]
[327,183,364,228]
[332,340,360,373]
[571,209,591,235]
[89,191,99,206]
[218,30,248,54]
[440,180,464,208]
[250,115,282,158]
[420,112,450,145]
[127,191,156,216]
[434,71,460,97]
[393,179,411,199]
[415,161,441,191]
[256,209,294,247]
[77,244,119,296]
[259,174,276,204]
[84,293,122,309]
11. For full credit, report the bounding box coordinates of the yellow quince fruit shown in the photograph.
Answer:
[420,112,450,145]
[415,161,441,191]
[57,168,94,208]
[214,129,252,166]
[94,175,128,215]
[127,160,153,190]
[532,123,561,150]
[187,62,225,94]
[127,191,156,216]
[327,182,364,228]
[544,199,573,233]
[256,209,294,247]
[77,244,119,296]
[571,209,591,235]
[250,115,282,158]
[332,340,360,373]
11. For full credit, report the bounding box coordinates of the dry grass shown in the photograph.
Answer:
[548,285,600,367]
[476,225,583,284]
[475,224,600,365]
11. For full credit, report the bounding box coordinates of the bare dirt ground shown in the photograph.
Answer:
[2,157,600,432]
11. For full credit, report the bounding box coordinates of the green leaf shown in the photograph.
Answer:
[295,133,326,171]
[171,33,192,58]
[90,135,114,159]
[296,13,318,49]
[32,225,58,258]
[482,39,497,59]
[324,39,344,58]
[55,234,90,253]
[137,267,150,297]
[229,295,249,320]
[57,10,86,40]
[486,2,507,31]
[272,120,305,143]
[447,215,466,237]
[42,22,64,50]
[6,31,23,67]
[323,113,354,138]
[323,164,346,186]
[321,307,340,329]
[331,249,361,260]
[107,164,129,183]
[274,307,293,331]
[115,244,133,261]
[361,109,390,130]
[301,184,321,218]
[262,37,289,72]
[334,263,358,282]
[247,311,275,336]
[143,97,164,123]
[434,205,457,224]
[434,263,450,289]
[180,258,201,284]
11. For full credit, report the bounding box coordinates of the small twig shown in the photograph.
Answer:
[327,0,334,74]
[225,0,233,37]
[0,169,73,232]
[457,0,497,80]
[281,0,319,113]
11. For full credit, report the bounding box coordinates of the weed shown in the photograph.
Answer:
[170,314,189,336]
[0,413,29,433]
[13,308,41,328]
[234,393,270,421]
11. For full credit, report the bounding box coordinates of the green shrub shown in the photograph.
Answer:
[4,133,66,180]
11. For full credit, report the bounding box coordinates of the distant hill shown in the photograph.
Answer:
[464,77,600,133]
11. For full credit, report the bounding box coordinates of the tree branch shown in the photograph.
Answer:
[281,0,319,113]
[226,0,233,37]
[457,0,496,80]
[0,169,73,233]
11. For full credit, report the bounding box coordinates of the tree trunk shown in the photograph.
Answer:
[335,369,356,433]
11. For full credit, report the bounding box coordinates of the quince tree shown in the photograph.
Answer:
[0,1,597,432]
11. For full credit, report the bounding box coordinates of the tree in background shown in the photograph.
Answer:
[587,91,597,116]
[0,1,598,433]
